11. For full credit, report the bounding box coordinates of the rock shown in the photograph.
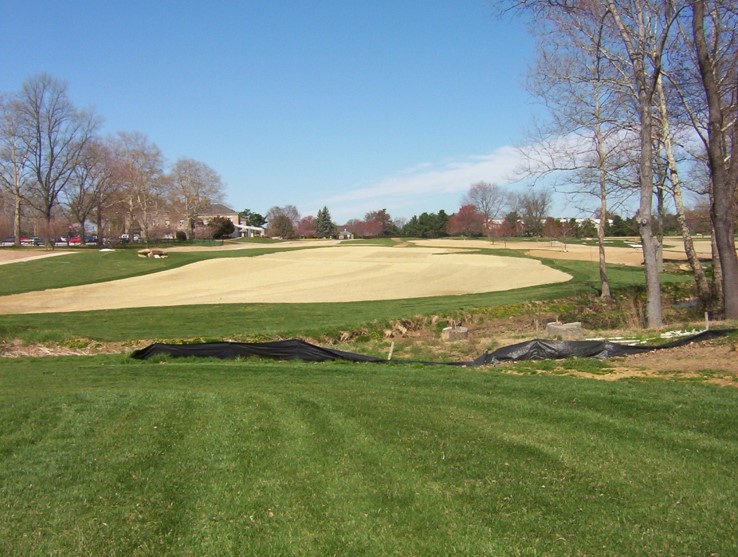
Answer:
[545,321,584,340]
[441,326,468,341]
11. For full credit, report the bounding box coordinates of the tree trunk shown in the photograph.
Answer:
[693,0,738,319]
[673,183,711,305]
[638,96,662,328]
[711,230,723,315]
[605,0,664,327]
[656,75,711,305]
[96,200,104,245]
[594,94,611,299]
[655,179,665,274]
[13,192,21,246]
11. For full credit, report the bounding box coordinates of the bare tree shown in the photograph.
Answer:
[169,158,224,239]
[654,73,712,305]
[0,95,31,245]
[690,0,738,319]
[462,181,508,241]
[513,188,552,237]
[18,74,97,247]
[597,0,686,327]
[511,0,681,326]
[62,139,116,245]
[266,205,300,238]
[111,131,165,242]
[519,4,640,299]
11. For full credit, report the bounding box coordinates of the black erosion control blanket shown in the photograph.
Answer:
[131,329,734,366]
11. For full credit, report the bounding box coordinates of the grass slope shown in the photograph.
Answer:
[1,357,736,556]
[0,249,683,343]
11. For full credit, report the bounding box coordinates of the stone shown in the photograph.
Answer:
[441,326,468,341]
[545,321,584,340]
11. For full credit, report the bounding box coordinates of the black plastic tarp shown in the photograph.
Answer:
[130,329,734,366]
[471,329,733,365]
[130,338,386,363]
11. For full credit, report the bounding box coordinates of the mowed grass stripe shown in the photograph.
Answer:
[2,357,737,555]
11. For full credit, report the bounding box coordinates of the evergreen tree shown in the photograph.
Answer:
[315,206,335,238]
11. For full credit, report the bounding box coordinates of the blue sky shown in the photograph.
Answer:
[1,0,555,223]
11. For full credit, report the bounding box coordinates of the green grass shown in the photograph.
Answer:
[0,248,682,343]
[1,356,736,556]
[0,246,308,297]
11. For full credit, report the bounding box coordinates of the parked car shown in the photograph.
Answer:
[20,236,40,246]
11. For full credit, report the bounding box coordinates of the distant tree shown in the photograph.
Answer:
[111,131,165,242]
[416,212,438,238]
[393,216,407,232]
[462,181,508,239]
[208,216,235,239]
[266,205,299,238]
[503,211,524,237]
[684,202,712,235]
[543,217,573,251]
[513,189,551,237]
[609,214,637,236]
[446,204,485,237]
[239,208,266,228]
[297,215,316,237]
[0,94,31,245]
[542,217,562,239]
[578,218,597,238]
[401,210,450,238]
[314,206,335,237]
[364,209,395,236]
[62,139,115,245]
[170,157,224,239]
[18,74,97,246]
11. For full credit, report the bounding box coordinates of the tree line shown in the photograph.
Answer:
[260,179,711,242]
[0,74,228,246]
[504,0,738,325]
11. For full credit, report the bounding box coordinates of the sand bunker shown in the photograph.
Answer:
[410,238,716,266]
[0,245,571,314]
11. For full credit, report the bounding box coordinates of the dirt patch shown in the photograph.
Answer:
[602,340,738,386]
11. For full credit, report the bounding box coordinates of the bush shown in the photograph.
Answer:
[208,217,236,239]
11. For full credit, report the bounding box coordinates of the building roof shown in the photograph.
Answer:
[199,203,237,215]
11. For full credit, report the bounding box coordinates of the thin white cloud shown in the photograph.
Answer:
[314,145,529,221]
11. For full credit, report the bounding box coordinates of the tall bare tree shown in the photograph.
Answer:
[599,0,684,327]
[511,1,681,326]
[18,74,97,247]
[519,5,640,299]
[62,138,116,245]
[654,73,712,305]
[690,0,738,319]
[0,95,31,245]
[111,131,165,242]
[169,157,224,239]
